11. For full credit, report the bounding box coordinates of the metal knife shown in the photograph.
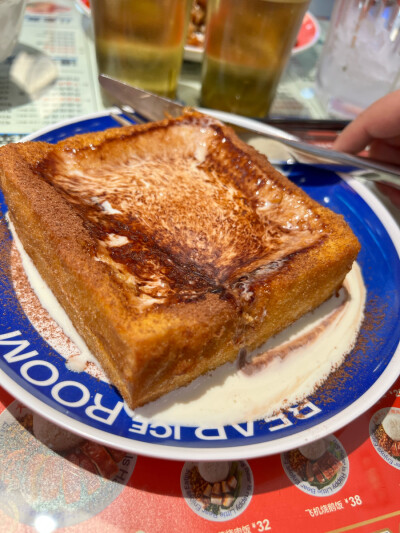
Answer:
[99,73,400,189]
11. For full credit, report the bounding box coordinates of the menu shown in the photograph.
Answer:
[0,377,399,532]
[0,0,102,146]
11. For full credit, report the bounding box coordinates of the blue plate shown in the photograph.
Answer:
[1,111,399,461]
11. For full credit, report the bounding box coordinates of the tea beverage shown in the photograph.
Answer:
[91,0,190,98]
[201,0,309,117]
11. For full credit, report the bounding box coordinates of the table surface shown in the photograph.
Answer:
[0,2,399,532]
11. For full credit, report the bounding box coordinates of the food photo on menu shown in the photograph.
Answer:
[0,0,400,531]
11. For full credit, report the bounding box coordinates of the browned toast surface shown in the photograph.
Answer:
[0,111,360,408]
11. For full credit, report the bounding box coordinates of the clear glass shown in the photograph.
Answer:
[91,0,191,99]
[200,0,310,118]
[316,0,400,118]
[0,0,27,62]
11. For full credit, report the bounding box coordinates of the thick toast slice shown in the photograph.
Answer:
[0,111,360,408]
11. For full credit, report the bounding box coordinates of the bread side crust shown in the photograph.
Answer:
[0,114,360,408]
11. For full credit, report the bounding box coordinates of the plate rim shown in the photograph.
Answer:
[2,110,400,462]
[22,107,298,143]
[75,0,90,17]
[293,11,320,55]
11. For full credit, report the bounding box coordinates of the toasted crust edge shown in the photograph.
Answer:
[0,113,361,408]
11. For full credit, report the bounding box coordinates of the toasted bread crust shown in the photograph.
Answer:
[0,111,360,407]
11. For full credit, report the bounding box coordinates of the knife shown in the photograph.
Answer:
[99,73,400,189]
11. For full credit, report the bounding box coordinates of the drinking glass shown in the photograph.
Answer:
[91,0,191,99]
[200,0,310,118]
[0,0,27,62]
[316,0,400,118]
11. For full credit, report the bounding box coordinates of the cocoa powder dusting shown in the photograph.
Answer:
[9,241,106,381]
[311,293,387,406]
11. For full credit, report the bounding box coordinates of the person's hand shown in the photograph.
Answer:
[333,90,400,207]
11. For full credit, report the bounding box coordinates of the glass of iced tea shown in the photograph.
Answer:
[200,0,310,117]
[91,0,191,99]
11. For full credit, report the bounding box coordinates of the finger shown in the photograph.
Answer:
[333,90,400,153]
[368,139,400,166]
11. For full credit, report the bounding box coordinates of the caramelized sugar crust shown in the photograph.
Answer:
[36,113,325,311]
[0,112,360,408]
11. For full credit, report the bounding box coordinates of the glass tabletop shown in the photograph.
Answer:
[0,1,330,148]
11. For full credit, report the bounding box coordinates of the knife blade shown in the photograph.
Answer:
[99,73,400,189]
[100,73,183,121]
